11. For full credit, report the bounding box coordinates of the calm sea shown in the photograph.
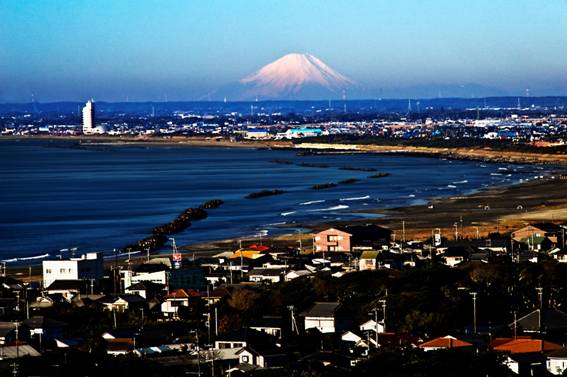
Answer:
[0,140,547,262]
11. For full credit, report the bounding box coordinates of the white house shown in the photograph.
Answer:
[302,302,341,334]
[160,289,197,319]
[285,270,313,281]
[359,319,385,334]
[547,348,567,375]
[121,263,169,290]
[42,252,104,288]
[359,251,380,271]
[248,268,282,283]
[249,316,283,339]
[236,345,286,368]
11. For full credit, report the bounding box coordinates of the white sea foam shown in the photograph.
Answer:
[447,185,457,188]
[281,211,296,216]
[2,252,50,263]
[452,180,468,184]
[340,195,370,201]
[307,205,349,212]
[299,200,325,206]
[267,221,287,226]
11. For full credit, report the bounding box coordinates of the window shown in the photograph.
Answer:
[328,235,339,242]
[46,269,52,274]
[242,355,249,363]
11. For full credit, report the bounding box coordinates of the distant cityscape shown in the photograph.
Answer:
[2,98,567,146]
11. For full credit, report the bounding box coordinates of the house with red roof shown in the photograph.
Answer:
[418,335,472,352]
[493,338,561,354]
[161,289,201,318]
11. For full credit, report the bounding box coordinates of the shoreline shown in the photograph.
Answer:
[6,176,567,280]
[3,135,567,165]
[3,135,567,275]
[184,174,567,253]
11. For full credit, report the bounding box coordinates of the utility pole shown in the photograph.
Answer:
[470,292,478,334]
[214,306,218,337]
[207,285,212,344]
[536,287,543,309]
[402,220,405,249]
[536,286,543,333]
[196,329,201,377]
[379,299,387,332]
[513,311,517,340]
[369,308,380,348]
[288,306,299,335]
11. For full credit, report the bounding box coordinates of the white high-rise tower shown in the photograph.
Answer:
[82,99,95,134]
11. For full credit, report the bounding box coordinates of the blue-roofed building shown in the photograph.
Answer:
[281,128,323,139]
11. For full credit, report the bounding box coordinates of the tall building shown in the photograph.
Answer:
[82,99,95,134]
[42,252,104,288]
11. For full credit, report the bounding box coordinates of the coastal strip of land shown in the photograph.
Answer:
[182,176,567,255]
[4,135,567,165]
[294,142,567,165]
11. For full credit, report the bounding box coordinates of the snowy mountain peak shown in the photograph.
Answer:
[238,53,355,99]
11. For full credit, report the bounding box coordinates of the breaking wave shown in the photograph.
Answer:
[340,195,370,201]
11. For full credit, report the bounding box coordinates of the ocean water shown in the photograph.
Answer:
[0,140,548,262]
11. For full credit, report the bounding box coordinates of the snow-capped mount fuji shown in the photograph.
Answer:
[222,53,357,100]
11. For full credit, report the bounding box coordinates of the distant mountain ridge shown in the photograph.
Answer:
[218,53,357,100]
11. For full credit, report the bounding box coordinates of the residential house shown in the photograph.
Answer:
[214,328,276,350]
[547,347,567,375]
[161,289,200,319]
[236,344,286,368]
[359,319,385,334]
[314,228,352,253]
[249,316,284,340]
[248,268,283,283]
[359,250,380,271]
[124,281,165,299]
[42,252,104,288]
[121,263,169,290]
[440,246,471,267]
[44,280,83,301]
[503,353,547,376]
[302,302,346,334]
[512,223,563,246]
[343,224,392,250]
[419,335,473,351]
[168,266,206,291]
[98,294,146,312]
[285,269,313,281]
[493,338,561,354]
[512,223,564,252]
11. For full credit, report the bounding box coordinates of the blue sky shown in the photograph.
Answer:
[1,0,566,101]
